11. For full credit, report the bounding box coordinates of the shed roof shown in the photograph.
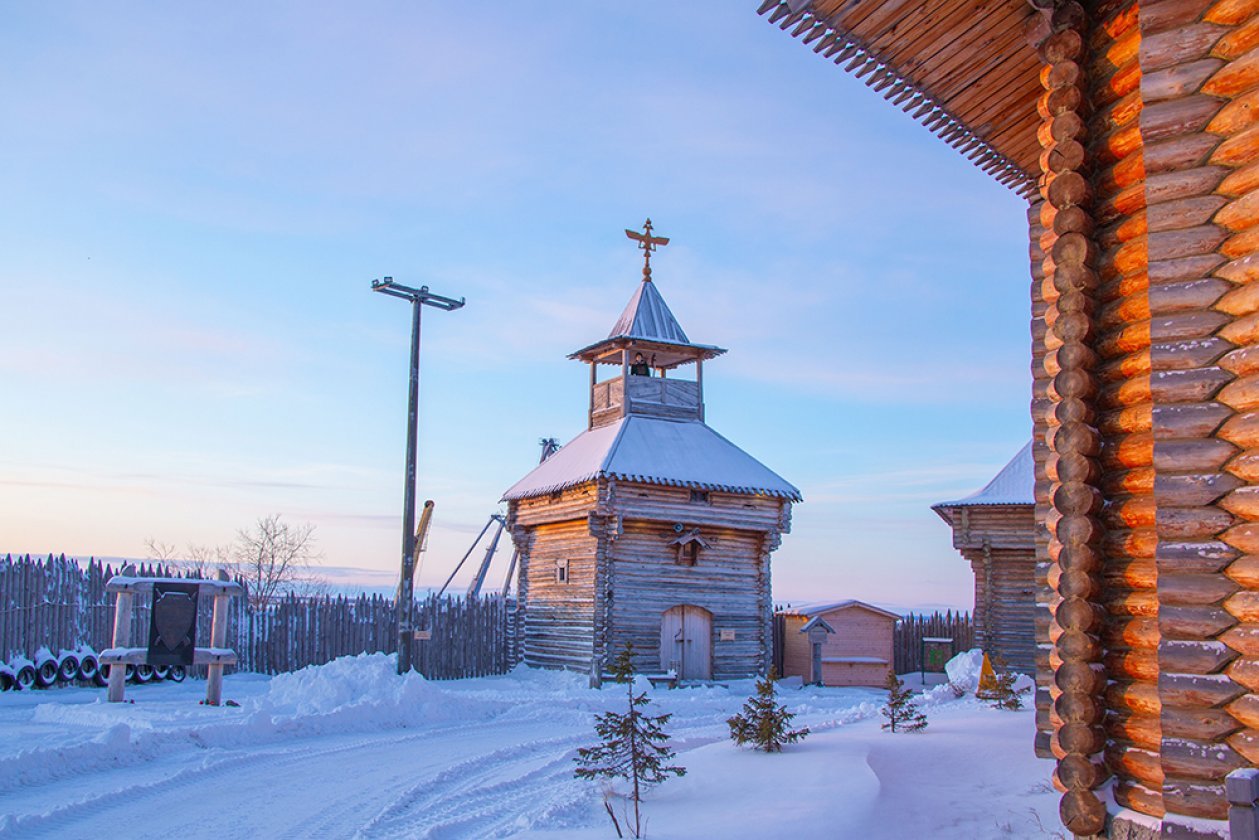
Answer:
[758,0,1041,199]
[779,600,901,621]
[931,441,1034,510]
[501,415,801,502]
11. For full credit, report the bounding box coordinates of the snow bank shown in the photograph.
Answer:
[257,652,507,732]
[944,648,985,692]
[1,653,507,794]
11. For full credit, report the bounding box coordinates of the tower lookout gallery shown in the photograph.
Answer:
[502,221,800,681]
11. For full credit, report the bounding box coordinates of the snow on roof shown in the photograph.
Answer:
[931,440,1033,509]
[501,415,801,502]
[779,600,901,620]
[608,278,690,344]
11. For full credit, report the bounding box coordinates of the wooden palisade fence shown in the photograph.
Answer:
[892,611,974,675]
[0,554,516,679]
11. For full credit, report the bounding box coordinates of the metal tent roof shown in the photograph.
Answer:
[501,415,801,502]
[931,441,1034,509]
[608,278,691,344]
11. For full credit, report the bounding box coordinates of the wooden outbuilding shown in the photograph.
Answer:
[759,0,1259,833]
[502,222,799,682]
[932,442,1037,674]
[778,600,899,687]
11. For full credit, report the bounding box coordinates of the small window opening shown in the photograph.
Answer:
[556,559,570,583]
[689,490,710,504]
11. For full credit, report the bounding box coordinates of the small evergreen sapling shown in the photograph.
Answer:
[727,668,809,752]
[881,672,928,733]
[987,656,1027,711]
[574,642,685,838]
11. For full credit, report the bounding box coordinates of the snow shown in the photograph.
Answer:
[932,441,1034,508]
[0,652,1061,839]
[501,415,801,501]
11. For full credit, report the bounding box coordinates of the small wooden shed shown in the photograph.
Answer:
[777,600,898,687]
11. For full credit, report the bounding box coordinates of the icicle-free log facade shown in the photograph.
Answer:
[761,0,1259,833]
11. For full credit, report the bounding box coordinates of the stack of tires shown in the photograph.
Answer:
[0,647,186,690]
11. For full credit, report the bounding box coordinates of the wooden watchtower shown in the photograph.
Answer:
[932,442,1036,673]
[502,221,800,681]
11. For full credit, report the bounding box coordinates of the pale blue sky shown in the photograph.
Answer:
[1,3,1032,610]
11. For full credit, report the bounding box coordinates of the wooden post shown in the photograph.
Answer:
[621,348,630,415]
[588,361,596,429]
[696,358,704,422]
[106,563,136,703]
[205,569,231,706]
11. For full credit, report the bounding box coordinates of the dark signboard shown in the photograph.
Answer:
[147,583,199,666]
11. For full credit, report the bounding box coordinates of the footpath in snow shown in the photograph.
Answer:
[0,653,1061,839]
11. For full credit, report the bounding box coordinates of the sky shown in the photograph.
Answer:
[0,3,1033,611]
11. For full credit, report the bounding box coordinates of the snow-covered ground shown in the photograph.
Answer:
[0,654,1062,839]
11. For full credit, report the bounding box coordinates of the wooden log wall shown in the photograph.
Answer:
[1032,0,1259,830]
[1138,0,1259,826]
[967,546,1039,672]
[0,554,515,680]
[1090,0,1166,822]
[508,479,789,679]
[606,519,769,679]
[516,518,600,672]
[1031,199,1059,761]
[1036,4,1113,833]
[602,480,785,678]
[939,505,1038,673]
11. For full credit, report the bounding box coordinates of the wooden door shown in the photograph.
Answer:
[660,605,712,680]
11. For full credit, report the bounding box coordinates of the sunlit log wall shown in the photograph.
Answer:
[1033,0,1259,834]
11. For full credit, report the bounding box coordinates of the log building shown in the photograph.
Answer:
[502,223,799,682]
[932,442,1038,674]
[759,0,1259,834]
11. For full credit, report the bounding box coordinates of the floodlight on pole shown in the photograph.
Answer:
[372,276,465,675]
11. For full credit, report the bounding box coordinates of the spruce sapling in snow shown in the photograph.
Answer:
[881,672,928,733]
[727,667,809,752]
[987,656,1026,711]
[574,642,685,839]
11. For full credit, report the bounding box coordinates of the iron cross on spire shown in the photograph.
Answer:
[624,218,670,281]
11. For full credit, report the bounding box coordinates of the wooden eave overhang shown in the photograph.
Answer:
[757,0,1043,200]
[568,336,728,369]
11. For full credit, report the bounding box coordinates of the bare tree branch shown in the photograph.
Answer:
[229,514,324,611]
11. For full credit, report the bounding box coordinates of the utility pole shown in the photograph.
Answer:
[372,276,464,674]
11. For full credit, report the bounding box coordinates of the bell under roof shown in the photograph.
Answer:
[501,415,801,502]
